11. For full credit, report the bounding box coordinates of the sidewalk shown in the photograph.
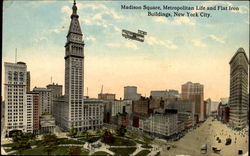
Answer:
[130,143,142,156]
[147,145,161,156]
[87,141,115,156]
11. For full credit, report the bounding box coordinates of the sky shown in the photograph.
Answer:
[2,0,249,101]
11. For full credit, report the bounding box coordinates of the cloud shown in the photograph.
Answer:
[146,36,177,49]
[81,19,92,25]
[173,17,195,25]
[27,0,54,7]
[79,3,124,20]
[208,35,225,44]
[61,5,71,15]
[191,39,206,47]
[112,25,121,32]
[85,35,96,42]
[80,4,108,10]
[51,26,67,33]
[154,17,168,23]
[34,37,48,43]
[106,43,120,48]
[124,41,139,50]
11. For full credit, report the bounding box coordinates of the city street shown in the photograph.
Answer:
[159,117,248,156]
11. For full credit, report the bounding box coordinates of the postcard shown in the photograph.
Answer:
[2,0,249,156]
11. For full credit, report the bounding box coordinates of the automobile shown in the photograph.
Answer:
[212,147,221,154]
[238,150,243,155]
[201,144,207,154]
[225,138,232,145]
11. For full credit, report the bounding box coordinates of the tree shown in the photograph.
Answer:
[69,147,81,156]
[41,134,59,156]
[116,125,127,137]
[96,129,103,136]
[11,131,36,155]
[102,130,114,144]
[68,126,78,138]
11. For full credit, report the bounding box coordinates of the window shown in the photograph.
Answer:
[19,72,24,81]
[8,71,12,81]
[14,72,18,81]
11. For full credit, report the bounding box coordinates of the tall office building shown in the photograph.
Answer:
[4,62,28,135]
[33,87,52,116]
[181,82,204,122]
[46,83,63,98]
[62,0,85,131]
[229,48,249,129]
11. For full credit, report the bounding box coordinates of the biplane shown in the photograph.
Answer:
[122,29,147,42]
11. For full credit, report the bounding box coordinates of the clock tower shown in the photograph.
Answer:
[64,0,85,131]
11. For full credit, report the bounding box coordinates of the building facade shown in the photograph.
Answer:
[32,92,40,134]
[46,83,63,98]
[166,99,195,126]
[181,81,204,122]
[82,98,104,130]
[132,98,149,115]
[150,90,180,100]
[4,62,28,135]
[40,114,56,134]
[218,101,230,123]
[111,100,132,117]
[26,93,33,133]
[26,71,30,92]
[98,93,116,101]
[53,96,65,127]
[166,99,195,115]
[178,112,194,128]
[124,86,141,101]
[205,98,211,117]
[140,111,178,137]
[33,87,52,116]
[229,48,249,129]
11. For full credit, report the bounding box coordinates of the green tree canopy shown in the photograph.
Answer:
[42,134,59,156]
[116,125,127,137]
[11,131,36,155]
[102,130,114,144]
[68,126,78,138]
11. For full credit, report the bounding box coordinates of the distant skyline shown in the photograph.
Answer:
[2,0,249,101]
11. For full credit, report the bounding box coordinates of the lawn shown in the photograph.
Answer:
[87,136,101,143]
[4,148,15,153]
[141,144,153,148]
[135,150,151,156]
[109,147,136,156]
[76,135,100,143]
[12,146,89,155]
[105,136,136,146]
[92,151,111,155]
[58,138,85,144]
[134,139,147,145]
[2,143,16,147]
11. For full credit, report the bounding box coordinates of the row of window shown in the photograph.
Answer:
[8,71,24,81]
